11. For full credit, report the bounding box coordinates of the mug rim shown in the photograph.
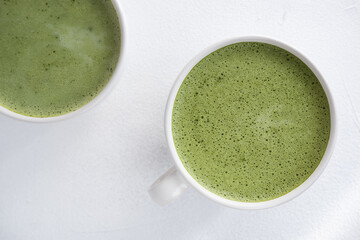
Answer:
[0,0,127,123]
[165,35,337,209]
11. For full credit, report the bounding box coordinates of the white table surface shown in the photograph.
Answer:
[1,0,360,239]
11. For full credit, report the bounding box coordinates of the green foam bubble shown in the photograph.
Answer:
[0,0,120,117]
[172,42,330,202]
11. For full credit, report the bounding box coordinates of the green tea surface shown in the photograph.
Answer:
[0,0,120,117]
[172,42,330,202]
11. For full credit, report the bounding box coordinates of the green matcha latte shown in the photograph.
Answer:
[172,42,330,202]
[0,0,120,117]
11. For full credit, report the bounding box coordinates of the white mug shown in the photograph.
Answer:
[0,0,126,123]
[149,36,337,209]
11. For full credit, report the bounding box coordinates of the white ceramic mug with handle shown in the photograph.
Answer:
[148,36,337,209]
[0,0,126,123]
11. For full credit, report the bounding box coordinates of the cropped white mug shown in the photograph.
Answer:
[149,36,337,209]
[0,0,126,123]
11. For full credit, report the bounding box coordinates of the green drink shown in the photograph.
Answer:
[0,0,121,117]
[172,42,330,202]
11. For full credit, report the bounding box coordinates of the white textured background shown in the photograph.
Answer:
[1,0,360,239]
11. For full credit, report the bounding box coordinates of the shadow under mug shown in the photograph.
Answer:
[149,36,337,209]
[0,0,126,123]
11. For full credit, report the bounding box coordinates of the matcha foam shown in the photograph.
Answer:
[0,0,120,117]
[172,42,331,202]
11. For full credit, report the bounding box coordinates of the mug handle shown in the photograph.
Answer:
[148,166,189,205]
